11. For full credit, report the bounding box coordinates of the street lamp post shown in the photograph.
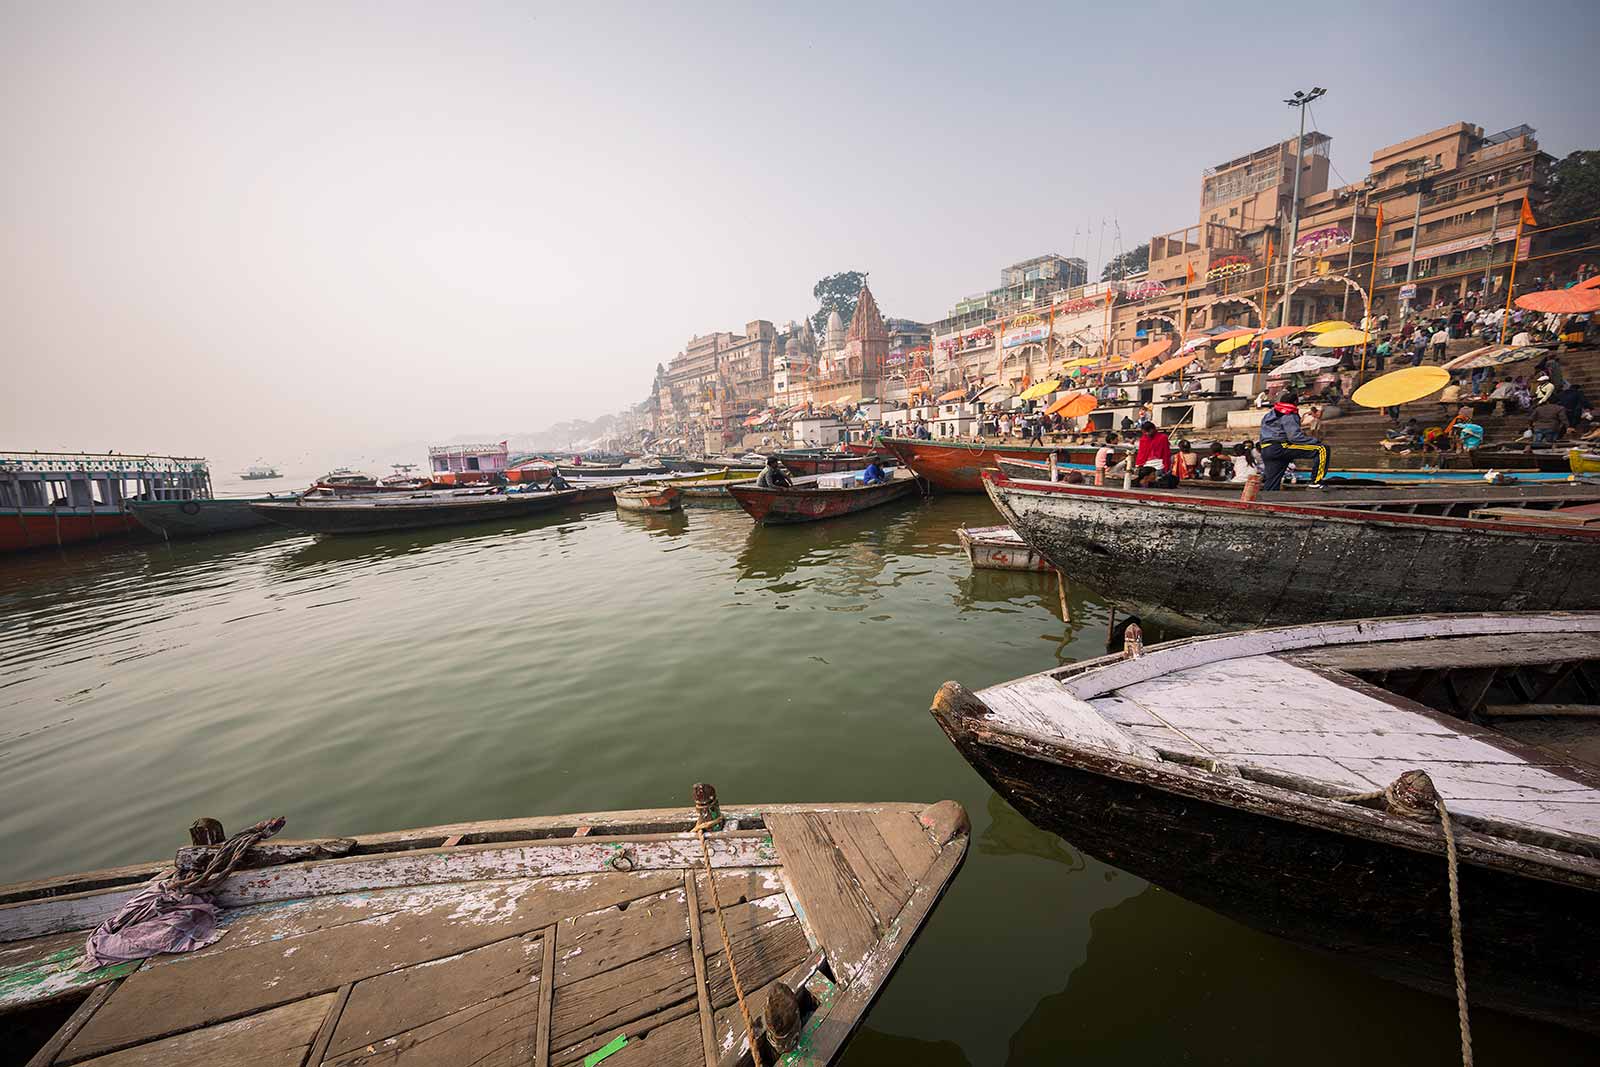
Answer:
[1400,156,1443,316]
[1280,87,1325,327]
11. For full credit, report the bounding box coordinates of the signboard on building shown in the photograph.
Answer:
[1398,283,1417,301]
[1380,226,1519,269]
[1002,314,1049,349]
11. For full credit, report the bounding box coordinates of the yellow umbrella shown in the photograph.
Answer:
[1018,377,1061,400]
[1306,320,1353,334]
[1310,328,1371,348]
[1215,332,1259,355]
[1351,366,1450,409]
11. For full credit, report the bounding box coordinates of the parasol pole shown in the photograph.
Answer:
[1360,204,1383,383]
[1498,198,1532,345]
[1255,239,1274,375]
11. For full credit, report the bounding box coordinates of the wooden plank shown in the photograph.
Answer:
[702,916,811,1011]
[1297,633,1600,672]
[681,872,717,1067]
[327,935,541,1059]
[813,814,911,930]
[304,982,352,1067]
[534,925,555,1067]
[62,872,681,1063]
[546,942,698,1052]
[977,675,1156,756]
[69,991,335,1067]
[1483,703,1600,719]
[0,932,138,1013]
[553,887,689,986]
[322,982,540,1066]
[551,1001,702,1067]
[691,869,786,913]
[24,978,121,1067]
[867,812,937,888]
[765,814,880,984]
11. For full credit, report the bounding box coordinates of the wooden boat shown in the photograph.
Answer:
[956,525,1053,572]
[615,484,682,513]
[984,471,1600,629]
[880,437,1113,493]
[127,496,281,538]
[671,470,760,507]
[252,489,582,535]
[1571,448,1600,476]
[0,792,969,1067]
[771,451,889,477]
[728,471,921,525]
[1,452,215,553]
[930,613,1600,1033]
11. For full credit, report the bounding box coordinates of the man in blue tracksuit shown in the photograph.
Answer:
[1258,389,1330,491]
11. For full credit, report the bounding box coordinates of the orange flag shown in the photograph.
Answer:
[1185,262,1195,285]
[1374,204,1384,232]
[1104,288,1115,306]
[1520,199,1537,228]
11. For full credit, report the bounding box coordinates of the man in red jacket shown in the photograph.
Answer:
[1133,421,1172,474]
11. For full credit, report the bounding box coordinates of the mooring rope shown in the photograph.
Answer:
[694,817,763,1067]
[1337,771,1471,1066]
[170,816,286,895]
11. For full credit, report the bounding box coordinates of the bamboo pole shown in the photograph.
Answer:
[1360,207,1384,383]
[1255,240,1274,375]
[1498,202,1530,345]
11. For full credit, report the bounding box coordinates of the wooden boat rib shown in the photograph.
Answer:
[931,612,1600,1032]
[984,471,1600,628]
[252,489,582,535]
[0,797,968,1067]
[728,471,921,525]
[880,437,1113,493]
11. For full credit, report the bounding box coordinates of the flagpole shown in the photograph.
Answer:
[1498,199,1531,345]
[1360,206,1383,383]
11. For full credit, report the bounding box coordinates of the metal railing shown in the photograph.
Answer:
[0,451,209,474]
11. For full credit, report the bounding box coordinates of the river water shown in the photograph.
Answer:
[0,489,1586,1065]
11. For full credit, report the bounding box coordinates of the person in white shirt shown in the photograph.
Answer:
[1094,432,1126,476]
[1229,443,1255,482]
[1511,330,1533,347]
[1431,328,1450,359]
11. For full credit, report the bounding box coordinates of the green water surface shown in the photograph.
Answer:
[0,495,1585,1064]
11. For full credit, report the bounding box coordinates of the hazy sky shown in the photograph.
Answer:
[4,1,1595,464]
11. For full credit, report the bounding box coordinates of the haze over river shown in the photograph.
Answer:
[0,493,1585,1064]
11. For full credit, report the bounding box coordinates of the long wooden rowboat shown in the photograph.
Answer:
[931,613,1600,1033]
[996,455,1584,485]
[956,525,1053,572]
[771,452,888,477]
[251,489,583,535]
[879,437,1115,493]
[728,472,921,525]
[615,484,683,513]
[984,471,1600,629]
[0,794,968,1066]
[126,497,281,538]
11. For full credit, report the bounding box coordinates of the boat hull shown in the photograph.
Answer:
[881,438,1103,492]
[614,486,682,512]
[931,703,1600,1033]
[729,477,920,524]
[0,509,135,552]
[956,525,1053,571]
[985,474,1600,629]
[252,491,579,534]
[127,498,279,538]
[774,453,885,476]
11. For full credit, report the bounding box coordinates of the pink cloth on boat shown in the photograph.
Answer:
[81,878,224,970]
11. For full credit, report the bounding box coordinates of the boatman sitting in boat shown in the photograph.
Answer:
[1258,389,1330,491]
[861,459,887,485]
[757,456,793,489]
[545,468,570,491]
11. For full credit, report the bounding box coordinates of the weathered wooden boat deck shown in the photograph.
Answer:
[975,615,1600,849]
[2,802,967,1067]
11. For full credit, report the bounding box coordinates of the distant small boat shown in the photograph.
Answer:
[881,437,1110,492]
[614,484,682,513]
[1571,449,1600,476]
[128,497,281,538]
[956,524,1052,571]
[772,450,888,477]
[238,464,281,480]
[729,470,921,525]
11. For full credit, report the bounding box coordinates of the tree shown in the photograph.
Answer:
[1545,150,1600,226]
[811,271,868,337]
[1100,242,1149,281]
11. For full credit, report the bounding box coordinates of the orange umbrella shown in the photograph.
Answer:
[1123,336,1174,365]
[1057,393,1098,418]
[1515,288,1600,314]
[1214,327,1257,340]
[1257,324,1307,341]
[936,387,968,402]
[1144,353,1199,381]
[1577,275,1600,291]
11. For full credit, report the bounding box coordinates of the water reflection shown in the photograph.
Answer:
[837,1028,975,1067]
[977,794,1085,870]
